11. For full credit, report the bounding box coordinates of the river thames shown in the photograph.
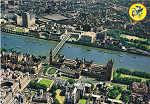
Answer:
[1,33,150,73]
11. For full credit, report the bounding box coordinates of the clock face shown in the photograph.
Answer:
[129,3,147,21]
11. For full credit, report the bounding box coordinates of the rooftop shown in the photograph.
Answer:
[43,14,70,21]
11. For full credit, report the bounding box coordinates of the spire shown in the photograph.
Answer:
[65,30,68,35]
[82,57,86,68]
[49,50,53,64]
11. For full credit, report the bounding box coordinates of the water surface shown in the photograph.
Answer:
[1,33,150,73]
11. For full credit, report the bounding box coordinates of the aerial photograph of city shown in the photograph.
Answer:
[0,0,150,104]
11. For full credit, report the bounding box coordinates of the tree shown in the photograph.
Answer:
[51,90,56,97]
[107,85,123,99]
[28,81,47,91]
[49,84,58,97]
[52,84,59,90]
[53,98,60,104]
[121,94,130,103]
[146,80,150,87]
[1,48,7,52]
[68,78,75,84]
[42,56,46,59]
[43,64,50,75]
[108,89,120,99]
[120,90,132,103]
[87,81,94,90]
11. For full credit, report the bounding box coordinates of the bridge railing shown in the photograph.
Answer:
[52,33,71,58]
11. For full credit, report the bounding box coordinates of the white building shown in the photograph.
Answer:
[79,32,96,43]
[15,12,35,28]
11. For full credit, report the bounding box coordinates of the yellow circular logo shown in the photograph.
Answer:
[129,3,147,21]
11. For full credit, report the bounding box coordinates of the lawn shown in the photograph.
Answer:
[31,91,35,96]
[56,89,65,104]
[109,84,127,90]
[116,93,121,100]
[79,99,87,104]
[127,42,150,51]
[120,34,146,41]
[39,79,53,87]
[109,85,114,90]
[15,27,24,32]
[147,45,150,49]
[120,74,150,82]
[143,44,150,50]
[48,68,56,75]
